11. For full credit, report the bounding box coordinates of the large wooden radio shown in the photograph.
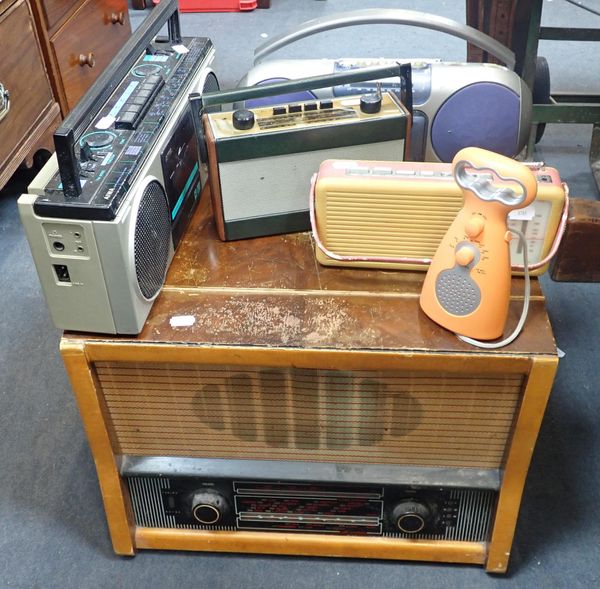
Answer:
[60,197,558,573]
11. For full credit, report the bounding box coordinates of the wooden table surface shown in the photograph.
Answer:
[67,192,556,356]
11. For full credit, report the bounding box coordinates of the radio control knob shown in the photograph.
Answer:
[360,93,382,114]
[232,109,255,130]
[465,215,485,238]
[455,246,476,266]
[191,490,229,525]
[392,500,432,534]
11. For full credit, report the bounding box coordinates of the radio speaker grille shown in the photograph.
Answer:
[95,362,524,469]
[202,71,220,97]
[322,190,462,260]
[133,181,171,300]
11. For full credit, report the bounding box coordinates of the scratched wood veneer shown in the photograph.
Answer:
[60,193,558,573]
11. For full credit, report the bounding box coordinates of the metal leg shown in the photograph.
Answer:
[589,122,600,193]
[526,124,538,159]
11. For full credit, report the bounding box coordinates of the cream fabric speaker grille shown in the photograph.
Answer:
[322,191,462,259]
[95,362,524,469]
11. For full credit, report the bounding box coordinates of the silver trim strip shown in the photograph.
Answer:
[119,456,501,490]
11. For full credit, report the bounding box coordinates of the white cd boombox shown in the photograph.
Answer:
[19,3,219,335]
[240,9,532,163]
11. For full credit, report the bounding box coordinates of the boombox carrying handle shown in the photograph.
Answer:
[54,0,182,198]
[192,63,410,109]
[254,9,516,70]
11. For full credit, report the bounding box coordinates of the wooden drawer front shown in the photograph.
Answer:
[40,0,76,30]
[0,0,53,166]
[52,0,130,110]
[0,0,19,17]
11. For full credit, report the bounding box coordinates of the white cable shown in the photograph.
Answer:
[457,228,530,349]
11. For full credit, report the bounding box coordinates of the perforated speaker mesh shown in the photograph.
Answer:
[134,181,171,300]
[202,71,220,113]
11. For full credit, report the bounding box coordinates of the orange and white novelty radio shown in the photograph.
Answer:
[310,159,567,276]
[419,148,538,342]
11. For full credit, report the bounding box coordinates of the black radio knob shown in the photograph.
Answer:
[391,500,432,534]
[191,490,229,525]
[232,109,255,130]
[360,93,382,114]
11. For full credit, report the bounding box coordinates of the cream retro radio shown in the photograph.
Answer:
[190,65,412,241]
[311,159,567,276]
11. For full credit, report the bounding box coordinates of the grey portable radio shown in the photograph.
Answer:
[18,1,219,335]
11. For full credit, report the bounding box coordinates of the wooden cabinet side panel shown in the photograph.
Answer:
[486,357,558,573]
[60,341,136,556]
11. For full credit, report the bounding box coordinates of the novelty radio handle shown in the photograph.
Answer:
[54,0,181,199]
[253,9,516,70]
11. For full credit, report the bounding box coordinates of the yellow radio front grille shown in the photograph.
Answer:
[323,191,462,258]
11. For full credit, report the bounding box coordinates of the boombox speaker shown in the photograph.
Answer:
[239,9,532,163]
[59,201,558,573]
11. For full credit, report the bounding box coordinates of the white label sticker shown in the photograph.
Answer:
[172,44,189,54]
[170,315,196,327]
[95,115,115,130]
[332,160,359,169]
[508,204,536,221]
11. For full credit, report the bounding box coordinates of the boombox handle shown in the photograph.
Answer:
[253,8,516,70]
[189,62,412,162]
[54,0,182,199]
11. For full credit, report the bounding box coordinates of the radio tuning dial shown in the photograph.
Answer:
[455,246,476,267]
[391,500,432,534]
[191,490,229,525]
[360,93,382,114]
[232,109,255,130]
[465,215,485,238]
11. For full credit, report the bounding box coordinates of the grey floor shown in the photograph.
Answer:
[1,0,600,587]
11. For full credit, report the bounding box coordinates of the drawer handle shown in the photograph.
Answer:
[0,83,9,124]
[111,11,125,25]
[79,53,96,68]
